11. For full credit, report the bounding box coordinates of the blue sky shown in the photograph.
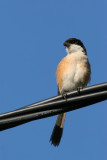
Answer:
[0,0,107,160]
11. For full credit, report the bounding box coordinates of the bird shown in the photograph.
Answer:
[50,38,91,146]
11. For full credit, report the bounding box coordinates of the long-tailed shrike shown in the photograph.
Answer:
[50,38,91,146]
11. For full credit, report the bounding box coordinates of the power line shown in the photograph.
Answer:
[0,82,107,131]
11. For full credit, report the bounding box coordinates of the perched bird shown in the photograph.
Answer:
[50,38,91,146]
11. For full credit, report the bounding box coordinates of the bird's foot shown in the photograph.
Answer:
[77,87,83,94]
[77,87,81,94]
[62,93,67,102]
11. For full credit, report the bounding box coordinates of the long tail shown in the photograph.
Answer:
[50,113,66,146]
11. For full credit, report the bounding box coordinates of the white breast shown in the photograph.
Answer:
[61,51,90,94]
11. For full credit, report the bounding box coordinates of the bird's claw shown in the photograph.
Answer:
[62,93,67,102]
[77,87,83,94]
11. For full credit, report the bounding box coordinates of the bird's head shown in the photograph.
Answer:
[63,38,87,54]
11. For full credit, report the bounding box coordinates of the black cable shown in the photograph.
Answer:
[0,85,106,131]
[16,82,107,110]
[0,82,107,120]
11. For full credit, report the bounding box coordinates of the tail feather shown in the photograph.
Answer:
[50,113,66,146]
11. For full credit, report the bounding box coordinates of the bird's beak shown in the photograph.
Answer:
[63,42,70,47]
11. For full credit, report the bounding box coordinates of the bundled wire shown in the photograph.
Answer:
[0,82,107,131]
